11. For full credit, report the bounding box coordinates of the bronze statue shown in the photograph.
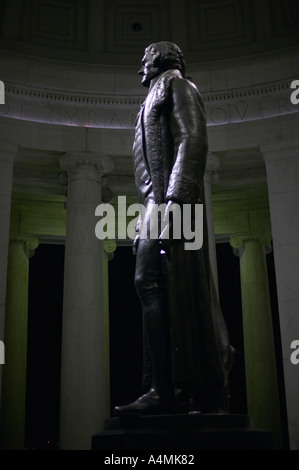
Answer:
[114,42,235,416]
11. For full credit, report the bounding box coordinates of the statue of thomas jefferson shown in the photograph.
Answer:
[114,42,235,416]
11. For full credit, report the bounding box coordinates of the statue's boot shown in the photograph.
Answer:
[113,387,174,416]
[114,296,176,416]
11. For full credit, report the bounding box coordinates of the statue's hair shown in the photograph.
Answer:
[145,41,186,77]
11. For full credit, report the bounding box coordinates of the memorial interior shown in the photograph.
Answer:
[0,0,299,451]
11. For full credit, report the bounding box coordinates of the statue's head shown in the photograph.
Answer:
[138,41,186,87]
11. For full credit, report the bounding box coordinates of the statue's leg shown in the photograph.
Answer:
[114,237,175,416]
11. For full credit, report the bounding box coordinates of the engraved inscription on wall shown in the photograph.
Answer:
[0,81,298,129]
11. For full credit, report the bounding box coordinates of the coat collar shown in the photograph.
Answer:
[148,68,183,93]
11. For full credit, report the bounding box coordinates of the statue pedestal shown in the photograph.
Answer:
[92,414,273,450]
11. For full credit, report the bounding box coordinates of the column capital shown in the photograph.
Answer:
[101,183,114,204]
[104,239,117,260]
[59,152,114,188]
[9,233,39,251]
[230,232,272,249]
[206,152,220,172]
[9,233,39,258]
[103,239,117,254]
[205,153,220,185]
[60,151,113,174]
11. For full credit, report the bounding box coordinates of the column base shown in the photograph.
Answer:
[92,413,273,450]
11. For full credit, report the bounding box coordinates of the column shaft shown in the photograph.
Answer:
[0,152,14,403]
[59,153,113,450]
[232,234,282,448]
[0,235,38,450]
[262,142,299,450]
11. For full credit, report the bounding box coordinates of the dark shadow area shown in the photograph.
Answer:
[108,246,144,412]
[25,243,64,450]
[216,242,247,415]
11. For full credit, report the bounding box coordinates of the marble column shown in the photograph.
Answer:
[0,150,15,404]
[59,152,113,450]
[230,233,282,449]
[261,140,299,450]
[204,153,220,296]
[0,234,39,450]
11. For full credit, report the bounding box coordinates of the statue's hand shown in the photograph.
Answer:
[159,201,175,259]
[159,200,183,259]
[159,227,172,260]
[132,234,139,255]
[132,217,142,255]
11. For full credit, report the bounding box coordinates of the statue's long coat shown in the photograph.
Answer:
[133,69,233,389]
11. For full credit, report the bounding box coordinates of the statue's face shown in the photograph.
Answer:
[138,49,160,88]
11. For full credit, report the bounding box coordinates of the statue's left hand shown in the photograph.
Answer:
[159,227,172,259]
[158,200,178,260]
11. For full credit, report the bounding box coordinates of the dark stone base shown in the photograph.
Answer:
[92,413,273,450]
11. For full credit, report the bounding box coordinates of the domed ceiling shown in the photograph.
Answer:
[0,0,299,66]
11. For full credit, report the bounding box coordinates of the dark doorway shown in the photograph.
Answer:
[26,243,64,450]
[216,242,246,414]
[108,246,144,412]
